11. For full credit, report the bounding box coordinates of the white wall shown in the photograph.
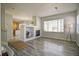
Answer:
[77,6,79,46]
[1,4,13,45]
[1,4,7,44]
[0,3,1,55]
[5,13,13,40]
[41,11,76,41]
[35,17,41,30]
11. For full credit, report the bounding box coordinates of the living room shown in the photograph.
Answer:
[0,3,79,56]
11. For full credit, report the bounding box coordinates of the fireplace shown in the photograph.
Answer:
[36,30,40,36]
[26,27,34,38]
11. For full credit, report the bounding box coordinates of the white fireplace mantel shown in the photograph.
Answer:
[19,24,40,42]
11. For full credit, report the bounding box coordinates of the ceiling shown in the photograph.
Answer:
[5,3,78,21]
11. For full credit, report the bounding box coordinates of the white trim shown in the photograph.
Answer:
[41,36,75,42]
[24,36,40,42]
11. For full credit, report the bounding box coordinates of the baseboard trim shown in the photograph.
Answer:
[24,36,41,42]
[41,37,75,42]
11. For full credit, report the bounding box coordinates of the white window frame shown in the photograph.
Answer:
[44,19,64,32]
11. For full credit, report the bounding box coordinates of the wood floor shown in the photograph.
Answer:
[12,37,79,56]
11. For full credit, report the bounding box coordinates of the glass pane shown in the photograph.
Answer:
[48,21,53,32]
[44,21,48,31]
[58,19,64,32]
[52,20,57,32]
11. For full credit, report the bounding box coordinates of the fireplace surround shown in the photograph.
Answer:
[36,30,40,36]
[26,27,34,38]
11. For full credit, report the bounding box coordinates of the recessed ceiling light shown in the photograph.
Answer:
[54,6,58,10]
[12,8,15,10]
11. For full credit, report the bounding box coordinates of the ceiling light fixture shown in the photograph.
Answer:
[54,6,58,10]
[12,8,15,10]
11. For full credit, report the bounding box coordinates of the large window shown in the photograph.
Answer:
[44,19,64,32]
